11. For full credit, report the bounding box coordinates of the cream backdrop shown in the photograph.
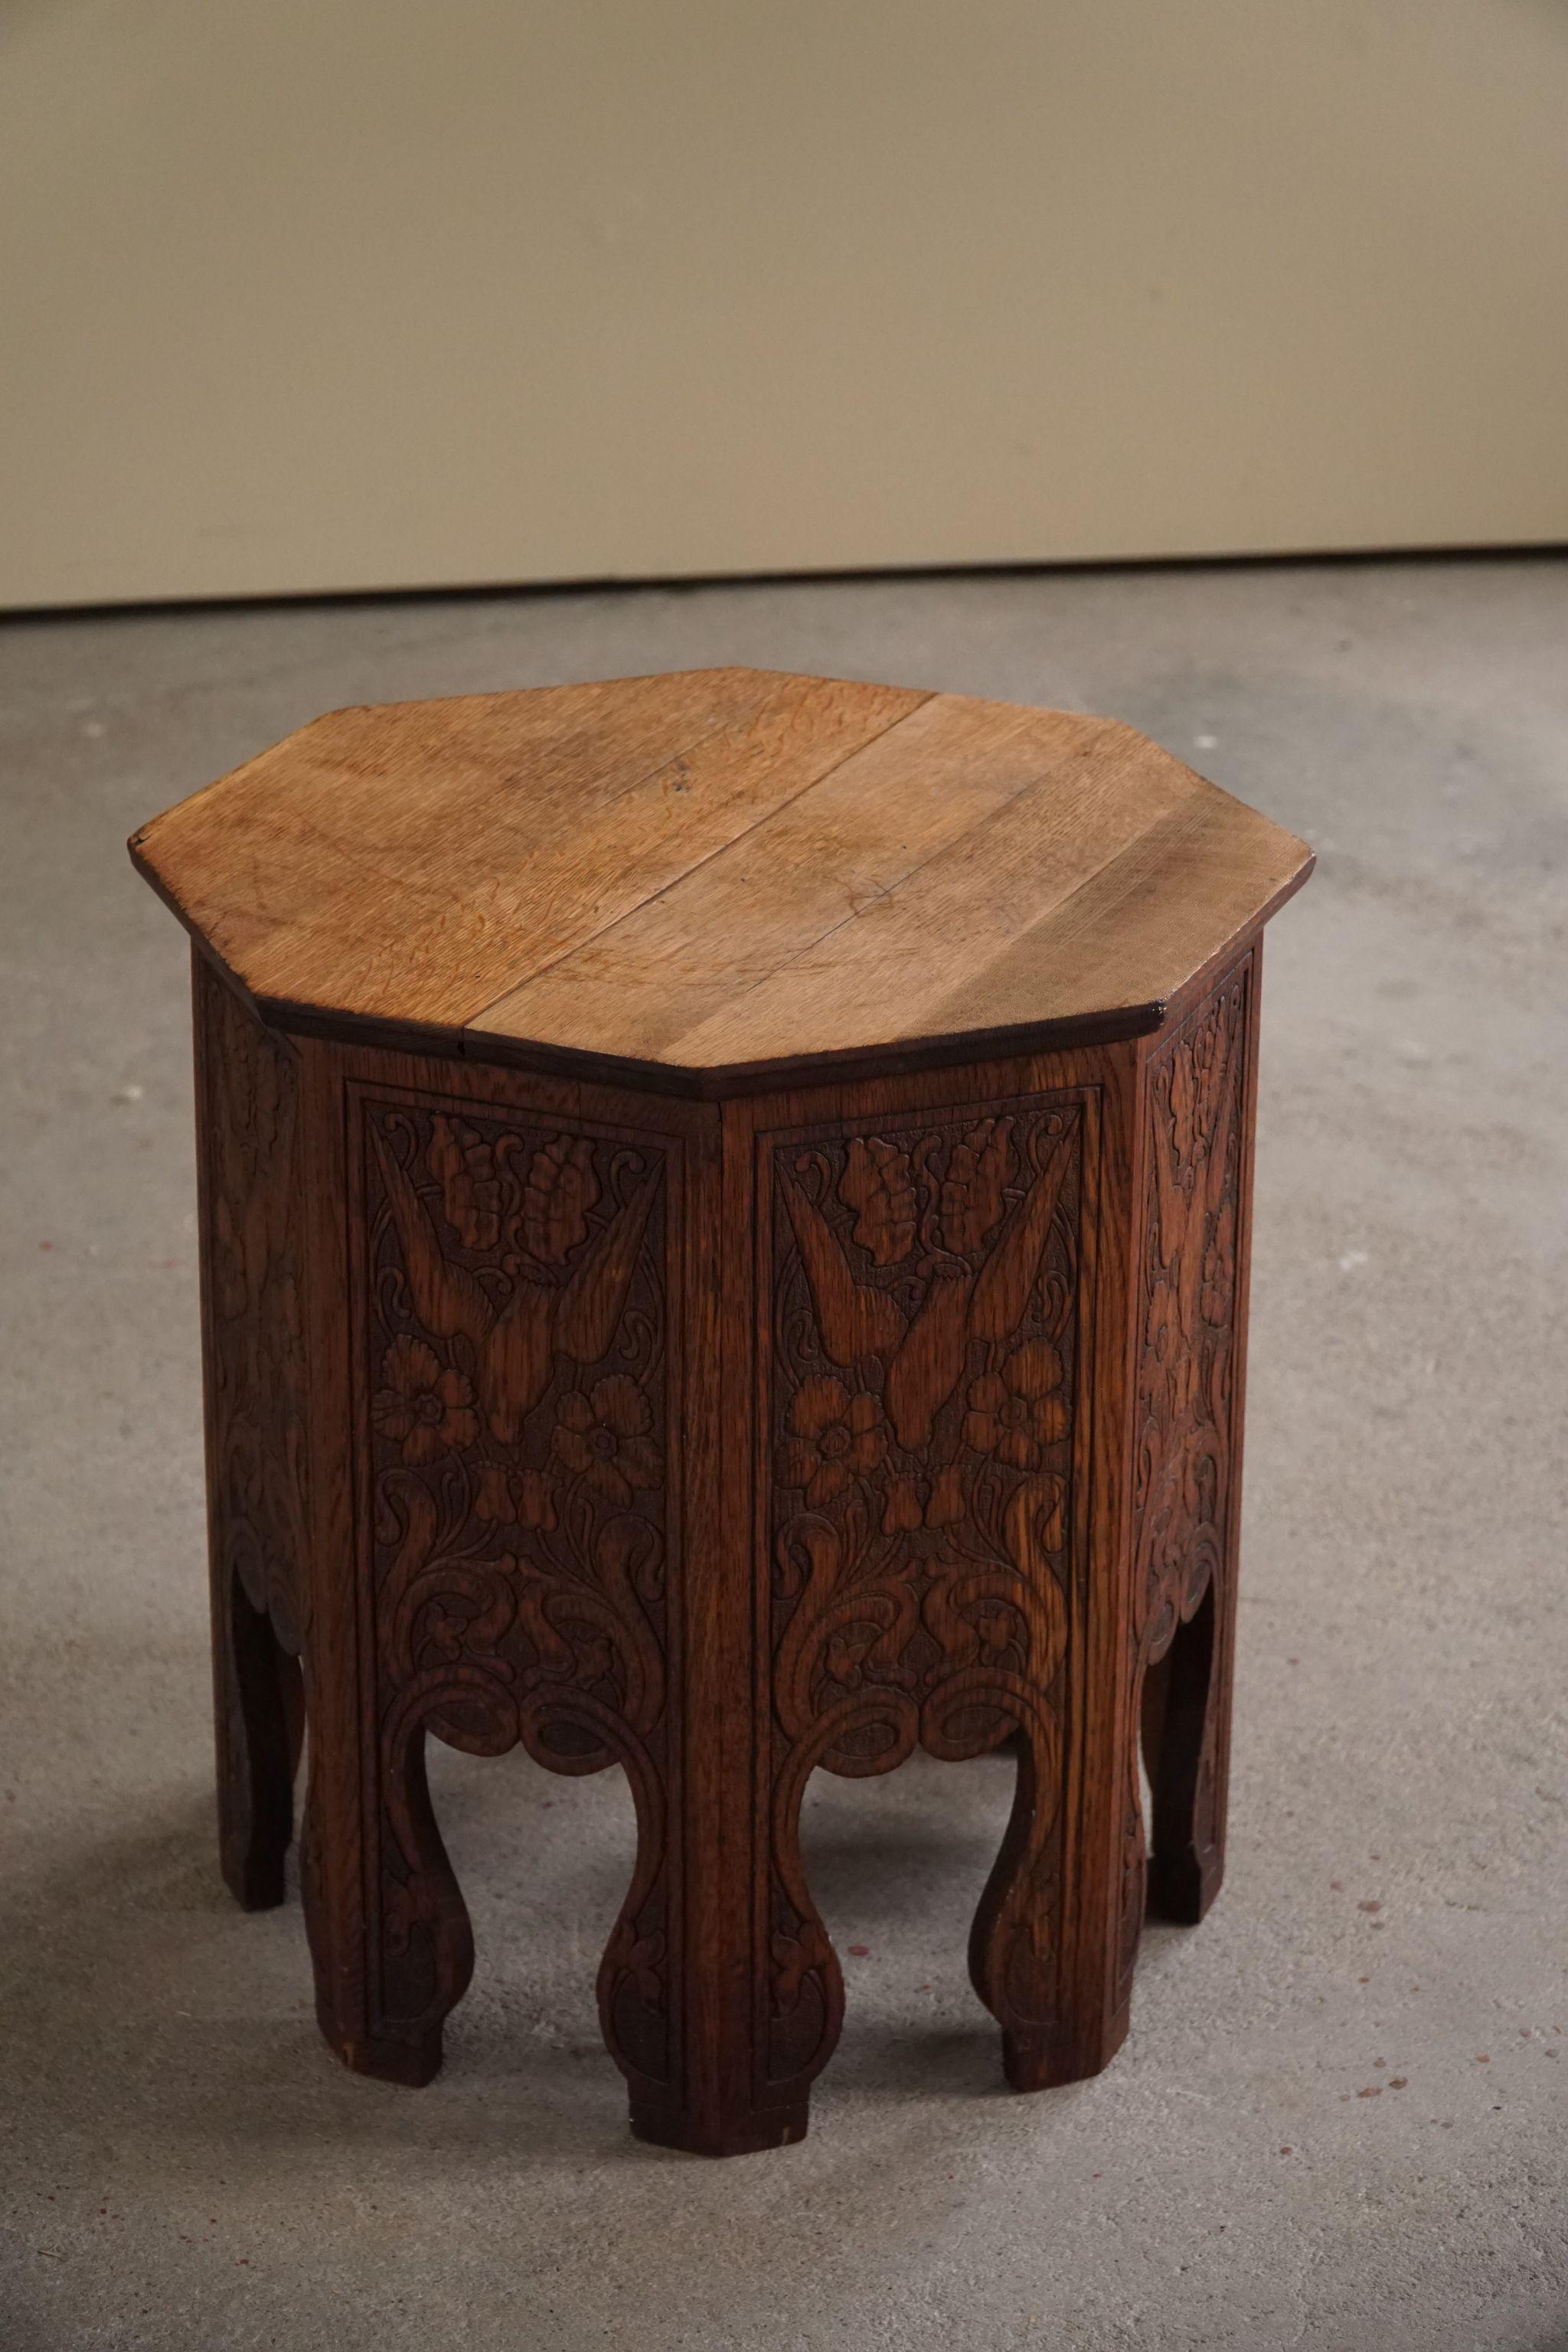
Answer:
[3,0,1566,608]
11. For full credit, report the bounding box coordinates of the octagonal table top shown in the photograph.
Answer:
[129,667,1312,1092]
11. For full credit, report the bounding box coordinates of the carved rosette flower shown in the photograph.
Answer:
[781,1375,887,1508]
[372,1335,479,1464]
[551,1374,662,1507]
[963,1339,1069,1472]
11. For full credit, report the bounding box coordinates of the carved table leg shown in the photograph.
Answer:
[628,1112,814,2159]
[627,1736,812,2158]
[969,1671,1137,2092]
[1123,952,1256,1971]
[969,1707,1069,2088]
[1143,1573,1233,1922]
[211,1564,302,1910]
[193,949,310,1912]
[301,1664,482,2090]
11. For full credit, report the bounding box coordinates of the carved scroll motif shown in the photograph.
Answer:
[1118,967,1250,1989]
[764,1097,1085,2096]
[358,1096,677,2099]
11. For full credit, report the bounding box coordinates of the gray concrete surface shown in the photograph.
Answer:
[2,557,1565,2351]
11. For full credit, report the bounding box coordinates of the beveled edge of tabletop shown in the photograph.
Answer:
[168,846,1312,1102]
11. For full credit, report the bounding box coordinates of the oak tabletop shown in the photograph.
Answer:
[130,668,1312,1089]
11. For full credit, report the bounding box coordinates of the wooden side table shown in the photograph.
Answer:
[130,669,1312,2155]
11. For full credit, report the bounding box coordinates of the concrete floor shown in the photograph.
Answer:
[2,557,1565,2350]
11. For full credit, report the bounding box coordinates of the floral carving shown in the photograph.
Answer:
[429,1116,501,1250]
[940,1117,1014,1254]
[358,1093,677,2102]
[372,1336,480,1463]
[522,1135,599,1263]
[1118,969,1249,1993]
[552,1374,662,1507]
[963,1340,1069,1469]
[838,1138,916,1264]
[781,1376,888,1507]
[764,1096,1085,2095]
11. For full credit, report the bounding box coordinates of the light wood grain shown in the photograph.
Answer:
[131,669,1312,1085]
[132,671,928,1031]
[473,695,1104,1063]
[673,759,1302,1073]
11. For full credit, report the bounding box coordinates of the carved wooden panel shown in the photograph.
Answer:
[1118,962,1251,1988]
[352,1089,679,2100]
[195,957,309,1654]
[761,1094,1087,2093]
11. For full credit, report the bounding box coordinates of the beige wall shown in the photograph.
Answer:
[3,0,1566,609]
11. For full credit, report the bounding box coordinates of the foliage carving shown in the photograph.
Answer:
[359,1094,677,2100]
[765,1096,1086,2092]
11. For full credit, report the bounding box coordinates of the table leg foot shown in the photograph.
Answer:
[1003,1994,1131,2092]
[317,1999,444,2089]
[629,2100,810,2158]
[213,1566,301,1913]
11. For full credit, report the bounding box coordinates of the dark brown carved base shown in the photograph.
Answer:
[212,1566,303,1913]
[1143,1577,1231,1924]
[191,946,1259,2154]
